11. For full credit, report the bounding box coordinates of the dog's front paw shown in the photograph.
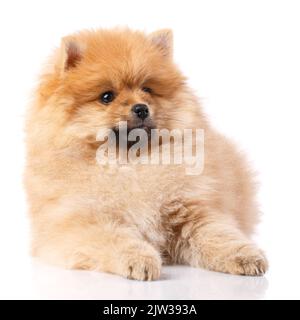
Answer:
[225,245,268,276]
[120,245,162,281]
[126,254,161,281]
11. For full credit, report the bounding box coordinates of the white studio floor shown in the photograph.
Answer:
[0,220,299,300]
[0,258,270,300]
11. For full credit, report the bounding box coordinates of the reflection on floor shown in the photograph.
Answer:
[30,259,268,300]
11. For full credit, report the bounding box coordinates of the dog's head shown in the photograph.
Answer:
[39,29,200,146]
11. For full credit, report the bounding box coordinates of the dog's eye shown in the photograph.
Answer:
[142,87,152,94]
[100,91,115,104]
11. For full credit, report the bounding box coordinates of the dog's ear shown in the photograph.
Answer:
[60,36,85,71]
[149,29,173,58]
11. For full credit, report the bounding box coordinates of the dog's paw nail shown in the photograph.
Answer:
[226,245,268,276]
[124,254,161,281]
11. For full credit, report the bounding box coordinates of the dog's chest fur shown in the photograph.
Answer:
[90,163,206,250]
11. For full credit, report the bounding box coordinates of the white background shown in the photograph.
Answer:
[0,0,299,300]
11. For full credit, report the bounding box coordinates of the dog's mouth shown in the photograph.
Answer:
[113,119,156,135]
[131,123,155,133]
[112,120,156,148]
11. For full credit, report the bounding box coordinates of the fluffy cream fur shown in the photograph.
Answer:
[24,28,268,280]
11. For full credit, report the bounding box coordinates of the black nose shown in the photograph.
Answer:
[132,104,149,120]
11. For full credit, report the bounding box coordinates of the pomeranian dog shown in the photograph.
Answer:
[25,28,268,280]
